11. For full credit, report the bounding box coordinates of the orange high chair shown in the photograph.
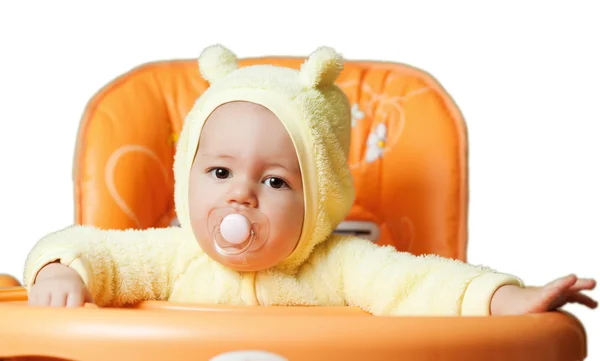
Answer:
[0,55,589,360]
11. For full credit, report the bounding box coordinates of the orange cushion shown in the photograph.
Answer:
[73,57,468,261]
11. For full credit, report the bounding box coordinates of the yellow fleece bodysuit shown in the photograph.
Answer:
[23,45,523,316]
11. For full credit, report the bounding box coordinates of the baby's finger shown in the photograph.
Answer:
[544,274,577,293]
[83,287,94,304]
[65,291,86,308]
[50,292,68,307]
[543,276,575,298]
[569,278,596,292]
[568,292,598,309]
[38,292,51,306]
[28,291,50,306]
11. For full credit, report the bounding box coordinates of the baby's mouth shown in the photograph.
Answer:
[207,207,270,256]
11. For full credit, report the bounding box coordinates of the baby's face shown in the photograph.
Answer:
[188,101,305,271]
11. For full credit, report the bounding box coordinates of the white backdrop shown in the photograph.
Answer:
[1,0,598,358]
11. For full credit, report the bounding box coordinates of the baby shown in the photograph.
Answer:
[25,45,597,316]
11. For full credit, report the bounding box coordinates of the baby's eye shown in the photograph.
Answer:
[209,168,231,179]
[263,177,289,189]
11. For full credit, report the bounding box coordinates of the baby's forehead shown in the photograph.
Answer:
[209,101,273,118]
[198,101,294,152]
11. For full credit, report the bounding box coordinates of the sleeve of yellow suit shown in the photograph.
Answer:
[299,235,524,316]
[23,225,195,307]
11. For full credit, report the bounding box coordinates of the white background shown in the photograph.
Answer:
[1,0,598,358]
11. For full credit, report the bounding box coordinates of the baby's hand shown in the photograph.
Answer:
[491,274,597,315]
[28,262,93,308]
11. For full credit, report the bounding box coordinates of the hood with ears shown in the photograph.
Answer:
[173,44,355,273]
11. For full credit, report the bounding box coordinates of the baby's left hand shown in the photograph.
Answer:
[490,274,597,315]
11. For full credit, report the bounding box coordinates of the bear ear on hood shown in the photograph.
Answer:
[198,44,239,84]
[299,46,344,90]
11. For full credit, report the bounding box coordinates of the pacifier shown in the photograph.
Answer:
[207,207,269,256]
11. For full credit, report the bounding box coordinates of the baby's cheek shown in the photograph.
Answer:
[189,205,210,238]
[271,206,303,239]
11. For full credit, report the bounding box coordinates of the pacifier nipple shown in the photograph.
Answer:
[208,207,270,256]
[219,214,250,245]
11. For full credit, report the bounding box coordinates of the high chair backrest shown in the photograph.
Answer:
[72,57,468,261]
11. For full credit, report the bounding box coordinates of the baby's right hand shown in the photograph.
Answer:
[28,262,93,308]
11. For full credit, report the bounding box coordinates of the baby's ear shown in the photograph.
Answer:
[198,44,239,84]
[299,46,344,89]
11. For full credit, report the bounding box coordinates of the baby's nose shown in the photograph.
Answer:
[227,183,258,208]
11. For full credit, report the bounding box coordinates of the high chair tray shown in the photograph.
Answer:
[0,286,587,361]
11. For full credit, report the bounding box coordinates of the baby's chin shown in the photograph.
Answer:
[208,250,283,272]
[194,238,282,271]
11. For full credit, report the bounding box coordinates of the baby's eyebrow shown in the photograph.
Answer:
[198,153,234,159]
[266,161,300,174]
[265,162,288,171]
